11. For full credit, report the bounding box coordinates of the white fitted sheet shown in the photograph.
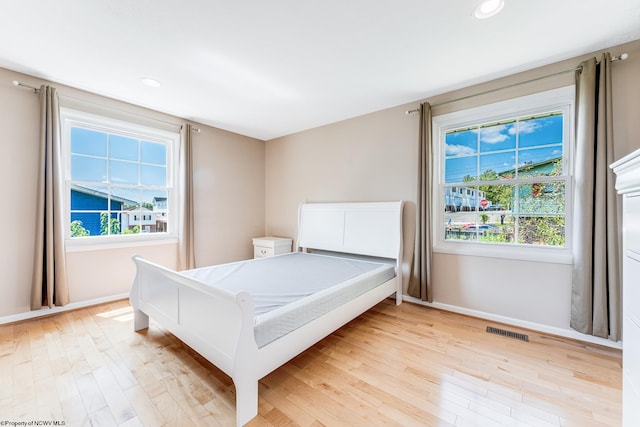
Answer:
[180,252,395,347]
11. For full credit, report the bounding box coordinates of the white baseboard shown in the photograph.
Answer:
[402,295,622,350]
[0,293,130,325]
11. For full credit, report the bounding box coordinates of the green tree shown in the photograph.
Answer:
[100,212,121,235]
[518,216,565,246]
[70,220,90,237]
[122,225,140,235]
[477,169,513,210]
[517,160,565,246]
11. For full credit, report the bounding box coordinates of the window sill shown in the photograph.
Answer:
[65,234,178,253]
[433,241,573,265]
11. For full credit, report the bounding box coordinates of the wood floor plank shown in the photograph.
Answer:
[124,385,166,427]
[0,298,621,426]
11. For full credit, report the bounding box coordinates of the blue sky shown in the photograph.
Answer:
[71,127,167,205]
[445,114,563,183]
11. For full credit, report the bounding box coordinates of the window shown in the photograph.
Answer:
[433,86,574,263]
[62,108,179,242]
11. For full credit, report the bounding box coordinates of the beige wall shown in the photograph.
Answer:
[0,67,265,317]
[265,39,640,335]
[265,104,420,288]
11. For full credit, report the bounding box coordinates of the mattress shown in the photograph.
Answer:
[180,252,396,347]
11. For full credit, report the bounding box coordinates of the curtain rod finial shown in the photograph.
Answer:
[612,53,629,61]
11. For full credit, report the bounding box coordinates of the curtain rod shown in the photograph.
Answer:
[11,80,39,93]
[405,52,629,114]
[11,80,202,132]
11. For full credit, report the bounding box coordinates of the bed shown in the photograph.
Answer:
[129,201,404,426]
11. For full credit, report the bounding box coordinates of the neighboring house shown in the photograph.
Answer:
[498,156,561,179]
[70,185,136,236]
[444,186,487,212]
[153,196,167,211]
[152,196,168,232]
[121,206,156,233]
[500,156,564,214]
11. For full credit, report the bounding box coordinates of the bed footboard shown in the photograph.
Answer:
[130,255,260,426]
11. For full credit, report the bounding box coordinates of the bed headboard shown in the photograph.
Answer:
[297,201,404,260]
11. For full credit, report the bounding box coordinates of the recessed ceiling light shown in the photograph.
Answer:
[474,0,505,19]
[141,78,161,87]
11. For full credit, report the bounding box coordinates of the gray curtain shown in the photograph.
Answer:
[178,124,196,270]
[570,53,621,341]
[408,102,433,301]
[31,85,69,309]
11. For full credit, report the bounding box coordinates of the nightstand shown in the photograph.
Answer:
[252,236,293,259]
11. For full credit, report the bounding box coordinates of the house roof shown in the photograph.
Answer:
[498,156,562,177]
[123,206,153,212]
[1,1,638,140]
[71,184,137,206]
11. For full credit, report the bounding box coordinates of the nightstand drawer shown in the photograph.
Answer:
[254,246,275,258]
[252,237,292,259]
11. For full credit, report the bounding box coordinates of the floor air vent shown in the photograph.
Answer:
[486,326,529,342]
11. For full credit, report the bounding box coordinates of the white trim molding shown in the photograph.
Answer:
[0,293,129,325]
[403,295,622,350]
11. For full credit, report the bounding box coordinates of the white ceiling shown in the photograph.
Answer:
[1,1,639,140]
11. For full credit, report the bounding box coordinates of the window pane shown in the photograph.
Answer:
[70,185,109,210]
[70,215,92,237]
[519,114,563,148]
[69,185,109,238]
[445,156,477,183]
[444,187,461,212]
[444,211,478,242]
[109,160,138,185]
[517,146,563,178]
[478,183,514,212]
[71,127,107,157]
[99,211,121,236]
[143,189,168,233]
[445,129,477,158]
[110,135,138,161]
[141,141,166,165]
[480,151,515,180]
[480,122,516,153]
[518,216,565,246]
[110,187,140,211]
[518,182,565,214]
[140,165,166,186]
[479,219,515,244]
[71,155,107,182]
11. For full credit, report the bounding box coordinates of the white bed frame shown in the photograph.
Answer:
[129,201,404,426]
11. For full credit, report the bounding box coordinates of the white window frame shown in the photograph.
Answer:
[61,107,180,249]
[432,86,575,264]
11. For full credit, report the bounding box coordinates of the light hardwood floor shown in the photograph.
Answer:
[0,299,621,426]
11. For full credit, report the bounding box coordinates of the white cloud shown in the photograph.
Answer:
[518,120,542,134]
[480,124,510,144]
[446,144,475,156]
